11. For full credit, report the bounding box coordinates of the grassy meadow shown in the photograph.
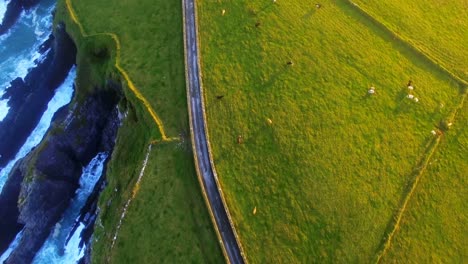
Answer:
[382,102,467,263]
[54,0,223,262]
[71,0,190,136]
[352,0,468,81]
[108,142,223,263]
[196,0,466,262]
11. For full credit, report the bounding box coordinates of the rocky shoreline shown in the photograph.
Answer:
[0,21,123,263]
[0,0,41,36]
[0,24,76,168]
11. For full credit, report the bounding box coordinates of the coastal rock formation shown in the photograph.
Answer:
[0,0,41,36]
[0,25,76,168]
[0,71,122,263]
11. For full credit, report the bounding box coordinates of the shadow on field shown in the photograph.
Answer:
[392,87,414,114]
[302,9,316,20]
[259,65,290,90]
[254,2,276,16]
[373,134,438,260]
[335,0,465,91]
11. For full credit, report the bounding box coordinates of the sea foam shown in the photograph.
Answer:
[33,153,108,264]
[0,229,23,263]
[0,0,55,105]
[0,0,9,24]
[0,66,76,192]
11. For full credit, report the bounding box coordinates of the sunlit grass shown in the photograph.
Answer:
[109,142,223,264]
[382,102,467,263]
[352,0,468,81]
[197,0,465,262]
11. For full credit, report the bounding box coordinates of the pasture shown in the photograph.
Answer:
[196,0,466,262]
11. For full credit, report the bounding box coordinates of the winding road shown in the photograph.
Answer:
[182,0,245,263]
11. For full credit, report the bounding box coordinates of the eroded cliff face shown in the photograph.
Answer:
[0,25,76,168]
[0,82,122,263]
[0,21,123,260]
[0,22,76,254]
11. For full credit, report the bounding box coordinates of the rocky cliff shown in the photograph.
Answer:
[0,25,76,168]
[0,0,41,36]
[0,25,123,261]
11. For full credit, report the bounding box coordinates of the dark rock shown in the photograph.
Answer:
[2,81,122,263]
[0,24,76,168]
[0,0,22,36]
[18,0,41,10]
[37,34,55,55]
[71,178,106,264]
[0,0,41,36]
[0,161,26,253]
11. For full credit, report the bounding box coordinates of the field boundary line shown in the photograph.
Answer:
[105,139,179,262]
[336,2,468,260]
[107,143,152,262]
[341,0,467,87]
[375,92,466,263]
[64,0,178,142]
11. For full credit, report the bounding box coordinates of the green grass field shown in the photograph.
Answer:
[54,0,224,262]
[197,0,466,262]
[109,142,223,263]
[70,0,190,136]
[381,101,467,263]
[352,0,468,81]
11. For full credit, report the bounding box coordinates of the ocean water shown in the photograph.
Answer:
[0,229,23,263]
[0,153,108,263]
[33,153,108,264]
[0,0,9,24]
[0,0,56,122]
[0,66,75,192]
[0,1,109,262]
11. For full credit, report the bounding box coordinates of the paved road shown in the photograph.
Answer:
[182,1,244,264]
